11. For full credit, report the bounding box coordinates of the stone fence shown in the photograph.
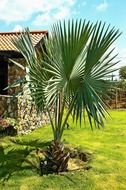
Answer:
[0,95,17,118]
[17,95,50,134]
[0,94,50,134]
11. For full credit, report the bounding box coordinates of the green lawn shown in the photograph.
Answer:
[0,110,126,190]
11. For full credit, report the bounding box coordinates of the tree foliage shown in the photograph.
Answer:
[13,20,121,141]
[119,66,126,79]
[116,80,126,90]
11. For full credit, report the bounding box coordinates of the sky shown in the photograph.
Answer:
[0,0,126,72]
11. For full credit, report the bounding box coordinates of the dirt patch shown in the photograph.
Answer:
[67,147,92,171]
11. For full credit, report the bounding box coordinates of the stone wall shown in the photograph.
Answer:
[0,95,17,118]
[18,95,50,134]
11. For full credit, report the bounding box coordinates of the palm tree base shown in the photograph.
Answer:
[40,140,70,175]
[39,141,92,175]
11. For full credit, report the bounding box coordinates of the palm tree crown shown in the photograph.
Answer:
[13,19,121,141]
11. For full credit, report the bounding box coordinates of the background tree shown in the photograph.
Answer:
[13,20,121,173]
[119,66,126,80]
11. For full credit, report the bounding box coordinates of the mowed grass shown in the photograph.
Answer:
[0,110,126,190]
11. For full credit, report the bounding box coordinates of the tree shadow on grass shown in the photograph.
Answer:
[0,139,50,185]
[10,138,50,149]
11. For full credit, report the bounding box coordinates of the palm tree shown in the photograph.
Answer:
[13,19,121,173]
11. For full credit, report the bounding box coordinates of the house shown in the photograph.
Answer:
[0,30,48,117]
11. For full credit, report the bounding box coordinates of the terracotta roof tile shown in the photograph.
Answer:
[0,31,48,51]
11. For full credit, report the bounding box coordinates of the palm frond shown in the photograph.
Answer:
[13,19,121,140]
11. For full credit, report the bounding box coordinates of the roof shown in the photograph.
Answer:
[0,30,48,51]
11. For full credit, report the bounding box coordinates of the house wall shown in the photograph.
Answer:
[0,58,49,133]
[8,58,26,95]
[0,58,25,117]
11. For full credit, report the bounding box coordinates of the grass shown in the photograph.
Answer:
[0,110,126,190]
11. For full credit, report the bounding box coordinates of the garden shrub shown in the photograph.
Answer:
[0,118,17,136]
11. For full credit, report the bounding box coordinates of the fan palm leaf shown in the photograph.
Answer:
[13,19,121,141]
